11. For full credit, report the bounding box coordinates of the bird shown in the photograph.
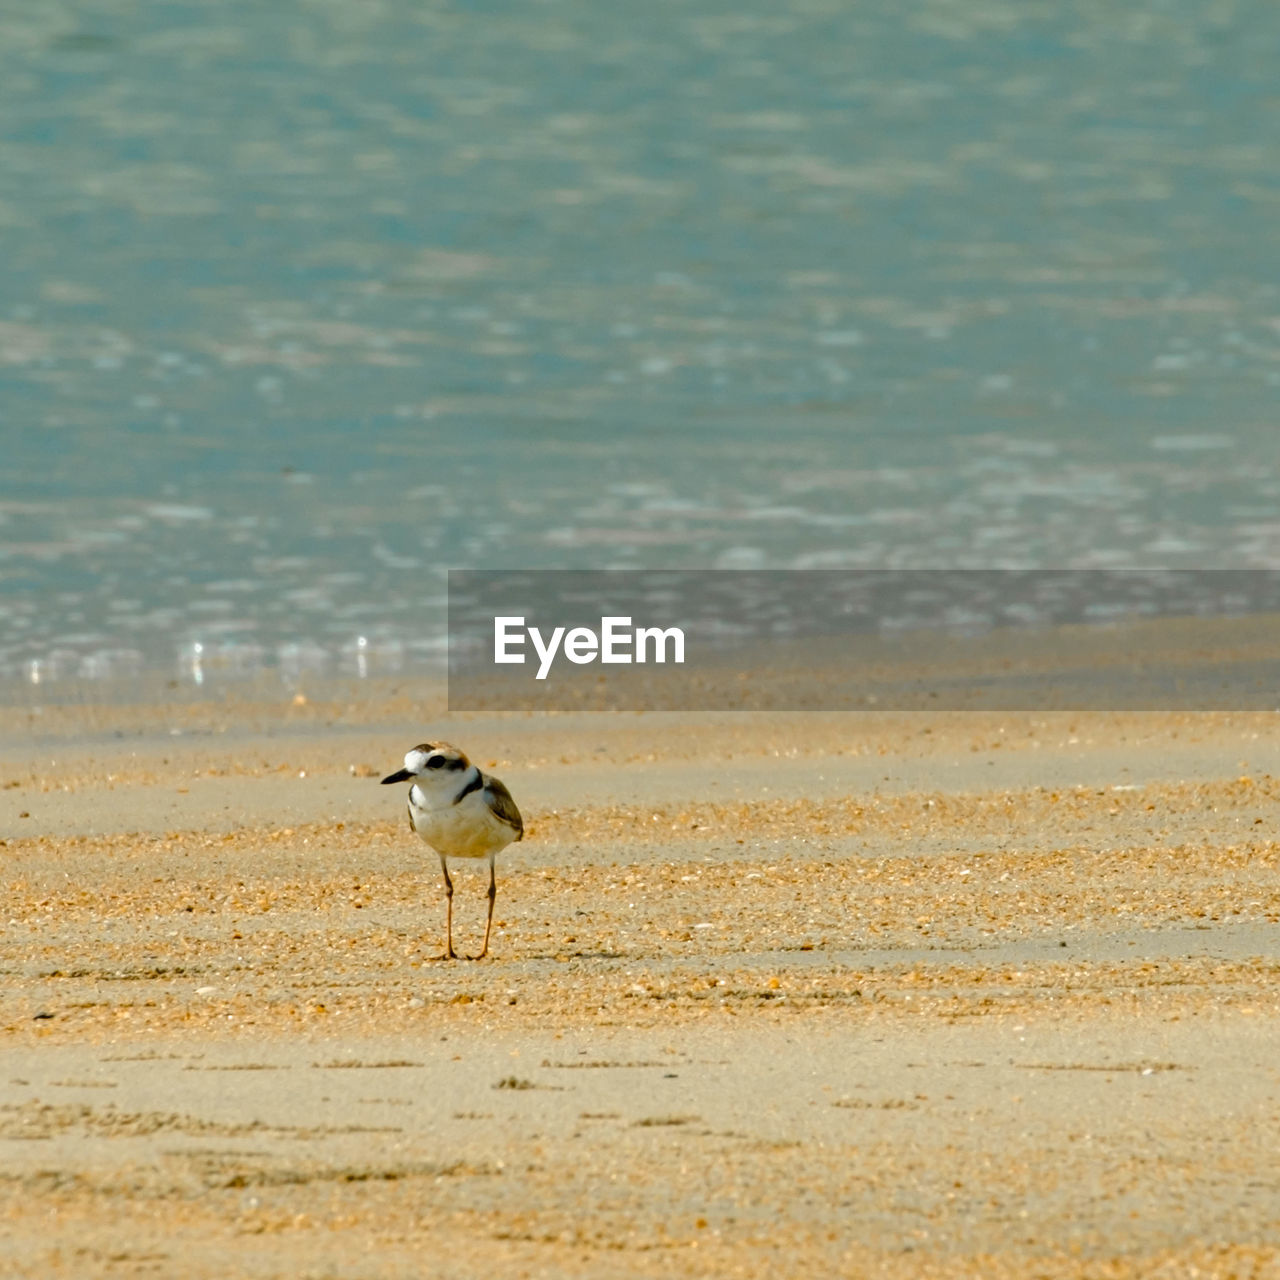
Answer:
[380,742,523,960]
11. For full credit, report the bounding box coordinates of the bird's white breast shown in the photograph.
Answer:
[407,783,515,859]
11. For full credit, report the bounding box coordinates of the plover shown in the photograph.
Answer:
[381,742,524,960]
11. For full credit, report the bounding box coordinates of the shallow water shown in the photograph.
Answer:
[3,0,1279,698]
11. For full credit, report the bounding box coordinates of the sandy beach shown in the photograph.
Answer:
[2,691,1279,1277]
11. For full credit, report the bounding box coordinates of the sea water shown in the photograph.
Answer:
[3,0,1278,699]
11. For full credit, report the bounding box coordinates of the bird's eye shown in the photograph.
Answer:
[425,755,445,770]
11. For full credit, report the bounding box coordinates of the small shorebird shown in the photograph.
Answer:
[381,742,524,960]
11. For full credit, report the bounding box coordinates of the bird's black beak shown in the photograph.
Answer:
[381,768,413,785]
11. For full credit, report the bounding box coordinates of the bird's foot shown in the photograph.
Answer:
[465,950,489,961]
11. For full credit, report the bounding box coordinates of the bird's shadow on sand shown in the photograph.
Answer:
[512,950,630,962]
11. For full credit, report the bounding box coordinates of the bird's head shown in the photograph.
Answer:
[381,742,471,789]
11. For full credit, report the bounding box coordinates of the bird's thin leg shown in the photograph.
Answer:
[472,853,497,960]
[440,855,457,960]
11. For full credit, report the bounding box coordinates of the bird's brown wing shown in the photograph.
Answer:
[483,775,524,841]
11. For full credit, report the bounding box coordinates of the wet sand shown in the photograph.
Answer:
[2,694,1279,1277]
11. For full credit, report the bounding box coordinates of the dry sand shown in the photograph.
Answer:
[2,692,1280,1277]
